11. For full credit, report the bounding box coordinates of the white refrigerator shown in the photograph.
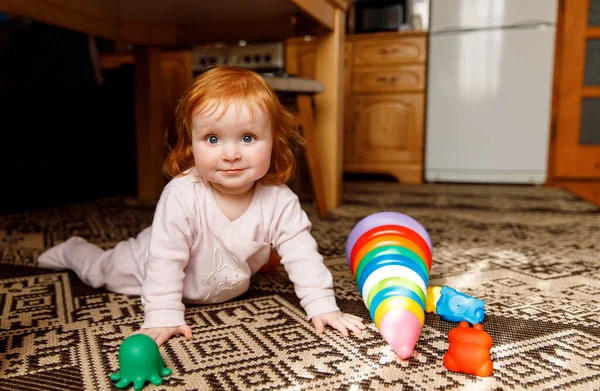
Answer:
[425,0,558,184]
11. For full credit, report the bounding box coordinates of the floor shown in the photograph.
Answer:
[1,181,598,390]
[550,180,600,206]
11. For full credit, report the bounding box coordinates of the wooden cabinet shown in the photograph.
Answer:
[286,32,427,183]
[346,94,424,182]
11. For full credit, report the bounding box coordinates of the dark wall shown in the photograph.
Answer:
[0,16,137,214]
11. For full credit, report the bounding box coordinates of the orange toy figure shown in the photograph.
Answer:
[443,321,493,377]
[259,250,281,273]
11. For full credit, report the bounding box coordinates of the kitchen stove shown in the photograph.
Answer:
[192,41,285,74]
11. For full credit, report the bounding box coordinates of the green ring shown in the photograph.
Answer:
[355,245,428,286]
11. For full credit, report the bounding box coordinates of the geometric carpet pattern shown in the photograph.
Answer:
[1,181,599,390]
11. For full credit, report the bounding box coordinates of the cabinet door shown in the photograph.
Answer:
[344,97,355,163]
[350,94,424,164]
[344,42,352,98]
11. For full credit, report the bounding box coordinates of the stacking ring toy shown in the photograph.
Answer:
[346,212,431,359]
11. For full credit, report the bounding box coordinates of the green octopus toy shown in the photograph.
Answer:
[109,334,172,391]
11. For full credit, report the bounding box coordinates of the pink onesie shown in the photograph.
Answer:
[38,171,340,329]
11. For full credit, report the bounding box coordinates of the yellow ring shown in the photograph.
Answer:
[373,296,424,328]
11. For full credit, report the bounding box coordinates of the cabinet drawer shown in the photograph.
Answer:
[354,37,426,66]
[352,66,425,93]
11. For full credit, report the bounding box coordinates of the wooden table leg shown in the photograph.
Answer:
[134,46,165,201]
[297,94,328,218]
[314,7,345,211]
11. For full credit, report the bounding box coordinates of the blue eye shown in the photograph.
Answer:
[242,135,254,143]
[207,135,219,144]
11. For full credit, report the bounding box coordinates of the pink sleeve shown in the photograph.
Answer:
[271,196,340,320]
[141,186,193,328]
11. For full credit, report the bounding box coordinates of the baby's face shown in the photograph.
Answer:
[191,101,272,195]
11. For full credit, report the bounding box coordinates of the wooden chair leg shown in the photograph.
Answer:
[297,94,328,218]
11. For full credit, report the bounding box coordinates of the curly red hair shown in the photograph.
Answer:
[163,65,304,186]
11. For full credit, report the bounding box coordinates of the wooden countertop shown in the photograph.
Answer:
[286,30,428,45]
[345,30,428,41]
[0,0,347,45]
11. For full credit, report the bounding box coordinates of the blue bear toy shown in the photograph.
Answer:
[426,286,485,325]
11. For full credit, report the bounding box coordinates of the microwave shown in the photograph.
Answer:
[348,0,412,34]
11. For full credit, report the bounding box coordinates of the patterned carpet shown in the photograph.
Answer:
[1,181,599,391]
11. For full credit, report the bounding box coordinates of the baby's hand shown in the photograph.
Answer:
[311,311,366,337]
[135,325,193,347]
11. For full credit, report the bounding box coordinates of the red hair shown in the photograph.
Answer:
[163,65,304,186]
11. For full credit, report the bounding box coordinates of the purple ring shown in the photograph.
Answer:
[345,212,432,263]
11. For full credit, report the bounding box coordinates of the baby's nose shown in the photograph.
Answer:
[222,144,241,161]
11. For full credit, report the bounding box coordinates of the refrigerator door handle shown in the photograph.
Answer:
[431,22,555,36]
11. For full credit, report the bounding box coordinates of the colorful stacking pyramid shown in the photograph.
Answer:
[345,212,432,359]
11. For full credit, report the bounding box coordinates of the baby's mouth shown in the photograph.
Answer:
[222,168,245,174]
